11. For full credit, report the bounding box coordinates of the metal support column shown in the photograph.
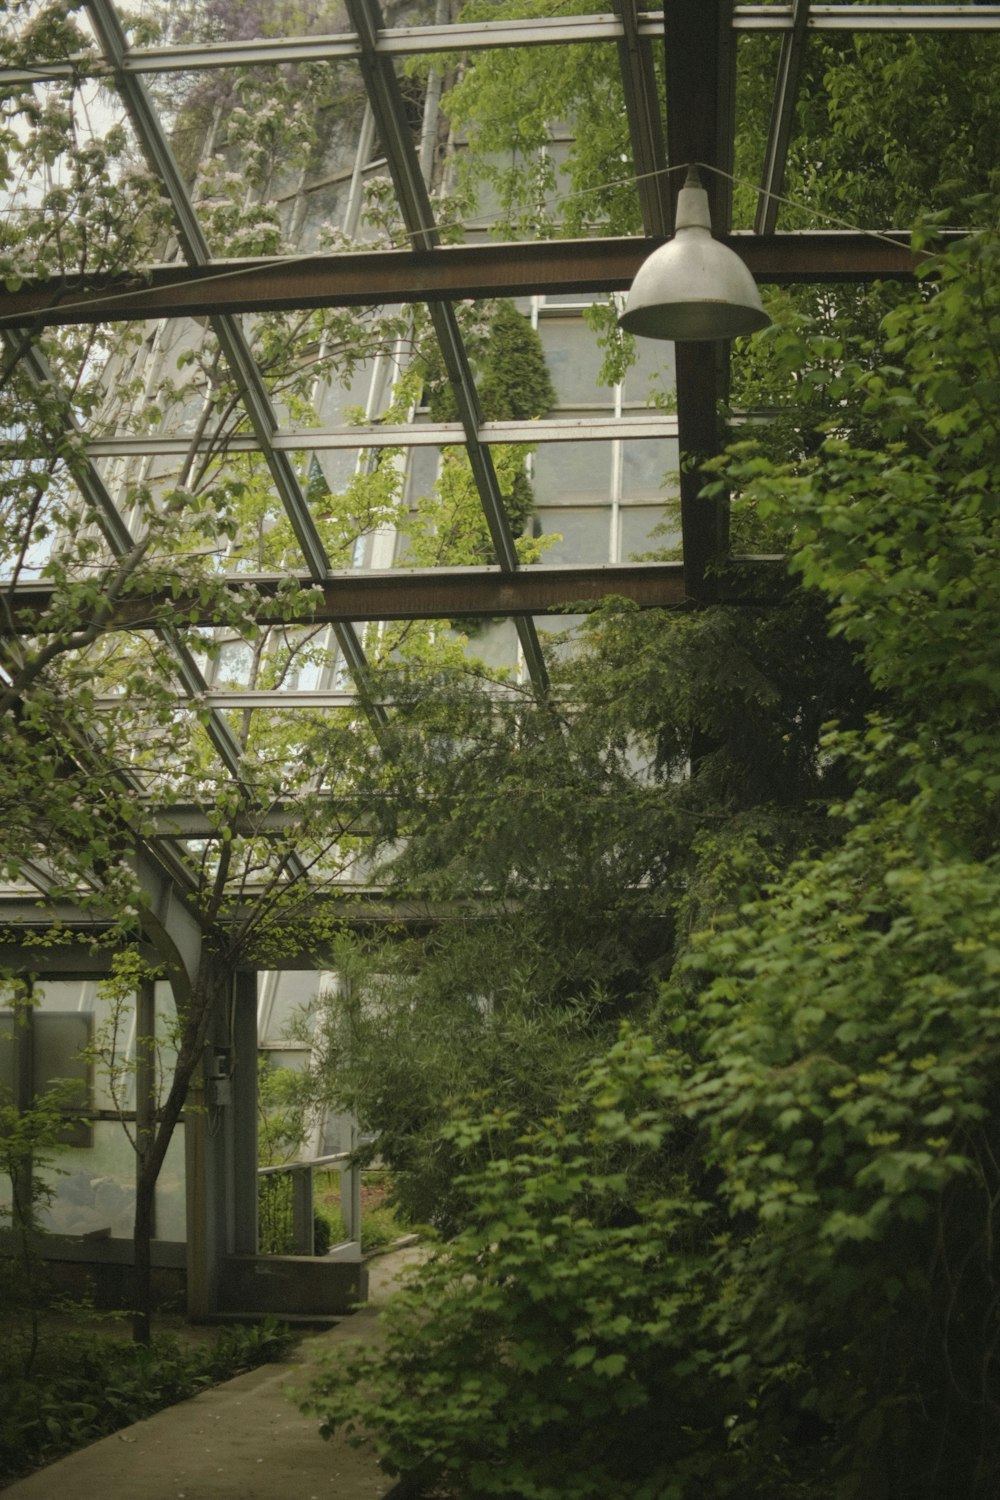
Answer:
[183,974,232,1318]
[230,970,259,1256]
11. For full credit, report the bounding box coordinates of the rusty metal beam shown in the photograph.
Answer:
[0,233,953,332]
[1,563,689,631]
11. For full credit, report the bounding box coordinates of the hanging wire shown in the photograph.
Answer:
[0,150,948,334]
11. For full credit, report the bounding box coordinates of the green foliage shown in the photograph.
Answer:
[444,1,642,239]
[0,1318,296,1486]
[406,298,556,571]
[300,571,868,1228]
[0,996,92,1380]
[301,221,1000,1500]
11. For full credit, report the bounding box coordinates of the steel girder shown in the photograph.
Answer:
[0,233,947,332]
[4,8,999,89]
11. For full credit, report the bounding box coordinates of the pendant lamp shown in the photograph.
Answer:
[618,167,771,342]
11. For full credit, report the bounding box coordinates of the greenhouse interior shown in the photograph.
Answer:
[3,2,1000,1496]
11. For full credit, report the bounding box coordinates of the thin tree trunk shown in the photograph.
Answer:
[129,962,224,1343]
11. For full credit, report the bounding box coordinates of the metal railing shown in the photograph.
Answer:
[257,1150,362,1259]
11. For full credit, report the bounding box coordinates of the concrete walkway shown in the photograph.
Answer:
[1,1247,425,1500]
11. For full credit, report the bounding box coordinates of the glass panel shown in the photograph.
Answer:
[535,613,585,638]
[156,1126,186,1242]
[310,446,360,496]
[33,1013,92,1145]
[321,1112,354,1157]
[535,508,611,565]
[532,443,612,507]
[35,980,128,1112]
[155,982,180,1112]
[258,971,321,1044]
[621,505,682,559]
[33,980,93,1012]
[33,1014,90,1100]
[538,319,614,406]
[542,293,594,307]
[295,177,351,248]
[263,1048,310,1074]
[460,618,519,673]
[404,445,442,504]
[621,439,680,501]
[37,1121,135,1238]
[314,353,386,427]
[622,336,676,404]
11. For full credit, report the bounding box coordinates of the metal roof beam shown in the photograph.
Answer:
[79,414,681,460]
[755,0,811,235]
[734,5,1000,31]
[3,561,690,630]
[7,6,999,87]
[0,232,945,331]
[0,15,645,87]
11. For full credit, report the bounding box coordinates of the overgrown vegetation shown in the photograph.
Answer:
[300,217,1000,1498]
[6,2,1000,1494]
[0,1038,296,1487]
[0,1315,296,1486]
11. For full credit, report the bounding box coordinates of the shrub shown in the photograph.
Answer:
[0,1318,296,1485]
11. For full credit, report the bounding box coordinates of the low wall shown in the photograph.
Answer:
[0,1231,187,1312]
[217,1254,368,1316]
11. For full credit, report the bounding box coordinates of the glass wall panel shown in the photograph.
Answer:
[621,505,682,559]
[404,445,442,505]
[37,1121,136,1238]
[156,1127,186,1242]
[258,971,321,1045]
[622,337,676,403]
[296,178,351,249]
[622,439,680,501]
[459,618,519,673]
[264,1048,309,1074]
[311,446,360,496]
[538,319,614,406]
[32,1014,90,1097]
[34,979,93,1012]
[532,443,612,507]
[321,1112,354,1157]
[535,508,611,564]
[0,1010,16,1095]
[155,981,180,1103]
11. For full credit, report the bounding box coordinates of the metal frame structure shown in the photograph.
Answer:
[1,0,993,1314]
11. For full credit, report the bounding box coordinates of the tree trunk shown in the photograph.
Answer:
[131,1168,154,1345]
[129,960,226,1343]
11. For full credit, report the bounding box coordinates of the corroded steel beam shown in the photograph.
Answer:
[1,562,691,630]
[0,234,956,331]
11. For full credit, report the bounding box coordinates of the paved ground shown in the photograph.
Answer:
[1,1247,426,1500]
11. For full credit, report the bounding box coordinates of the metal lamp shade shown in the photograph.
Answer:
[618,179,771,342]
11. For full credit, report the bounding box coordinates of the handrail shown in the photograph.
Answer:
[256,1150,362,1256]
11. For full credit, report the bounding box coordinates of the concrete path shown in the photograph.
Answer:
[1,1247,425,1500]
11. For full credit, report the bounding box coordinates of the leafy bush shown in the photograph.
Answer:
[301,1050,732,1500]
[301,224,1000,1500]
[0,1317,296,1486]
